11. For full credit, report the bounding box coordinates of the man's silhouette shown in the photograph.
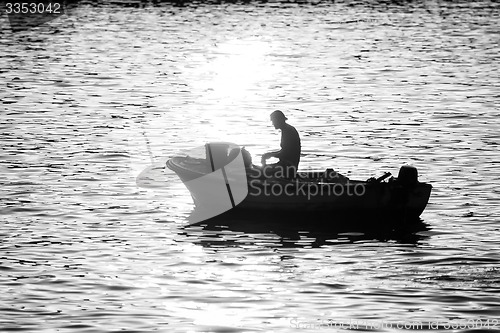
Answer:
[261,110,301,178]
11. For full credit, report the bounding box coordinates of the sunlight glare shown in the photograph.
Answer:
[191,39,279,143]
[199,39,276,102]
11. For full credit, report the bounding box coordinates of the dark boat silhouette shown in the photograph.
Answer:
[167,142,432,222]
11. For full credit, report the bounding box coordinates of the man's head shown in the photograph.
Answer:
[270,110,287,129]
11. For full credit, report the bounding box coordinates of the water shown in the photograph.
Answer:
[1,1,499,332]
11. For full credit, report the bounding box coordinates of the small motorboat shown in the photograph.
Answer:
[166,142,432,222]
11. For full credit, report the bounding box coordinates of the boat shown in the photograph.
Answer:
[166,142,432,222]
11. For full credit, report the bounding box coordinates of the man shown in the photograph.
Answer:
[261,110,301,178]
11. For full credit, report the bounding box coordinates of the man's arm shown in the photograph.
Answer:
[261,150,281,165]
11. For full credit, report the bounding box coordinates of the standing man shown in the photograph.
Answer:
[261,110,301,178]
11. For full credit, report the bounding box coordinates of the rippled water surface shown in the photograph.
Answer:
[1,1,499,332]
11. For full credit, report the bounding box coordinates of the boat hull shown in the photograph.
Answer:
[166,157,432,220]
[241,179,432,218]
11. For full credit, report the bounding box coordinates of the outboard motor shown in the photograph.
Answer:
[397,165,418,187]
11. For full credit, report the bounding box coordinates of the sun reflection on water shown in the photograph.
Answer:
[196,38,277,102]
[178,38,283,154]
